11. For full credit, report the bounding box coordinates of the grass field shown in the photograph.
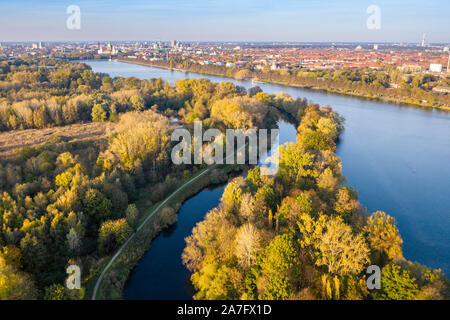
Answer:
[0,122,115,158]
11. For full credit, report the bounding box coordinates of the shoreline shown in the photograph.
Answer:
[116,58,450,111]
[88,165,239,300]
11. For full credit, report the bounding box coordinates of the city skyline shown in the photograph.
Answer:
[0,0,449,43]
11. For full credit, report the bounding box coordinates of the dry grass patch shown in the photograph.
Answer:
[0,122,115,158]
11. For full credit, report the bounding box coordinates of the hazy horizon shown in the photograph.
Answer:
[0,0,449,43]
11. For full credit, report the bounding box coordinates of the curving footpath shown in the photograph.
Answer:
[91,168,210,300]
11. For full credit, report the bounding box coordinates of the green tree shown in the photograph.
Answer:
[99,218,133,246]
[129,95,145,111]
[221,181,242,214]
[258,234,297,300]
[125,204,139,229]
[82,188,112,223]
[44,284,67,300]
[374,264,419,300]
[0,256,38,300]
[191,263,237,300]
[91,103,107,122]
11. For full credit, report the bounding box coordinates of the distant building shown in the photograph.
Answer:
[398,64,422,73]
[373,44,379,50]
[430,63,442,72]
[98,42,118,55]
[432,86,450,93]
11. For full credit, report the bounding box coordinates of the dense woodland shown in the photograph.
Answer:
[0,58,447,300]
[182,103,449,300]
[137,57,450,108]
[0,57,286,299]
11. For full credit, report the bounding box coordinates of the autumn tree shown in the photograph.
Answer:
[365,211,403,263]
[313,216,370,276]
[235,224,262,269]
[373,264,419,300]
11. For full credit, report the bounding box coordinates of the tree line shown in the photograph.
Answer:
[132,57,450,108]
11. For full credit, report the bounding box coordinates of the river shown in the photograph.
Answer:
[82,60,450,298]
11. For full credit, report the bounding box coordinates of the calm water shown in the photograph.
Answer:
[83,60,450,298]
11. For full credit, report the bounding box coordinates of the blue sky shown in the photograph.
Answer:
[0,0,448,42]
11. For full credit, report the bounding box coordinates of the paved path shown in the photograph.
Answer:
[91,168,210,300]
[91,142,248,300]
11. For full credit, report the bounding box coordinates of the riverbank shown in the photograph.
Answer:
[117,58,450,111]
[86,164,241,300]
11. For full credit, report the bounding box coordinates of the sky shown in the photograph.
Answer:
[0,0,449,43]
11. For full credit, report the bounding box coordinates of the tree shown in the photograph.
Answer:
[0,256,38,300]
[239,193,256,222]
[259,234,298,275]
[20,233,49,273]
[191,263,237,300]
[66,228,81,254]
[245,166,262,193]
[334,187,359,218]
[82,188,112,223]
[0,245,22,268]
[98,110,171,171]
[129,95,145,111]
[221,181,242,214]
[55,171,73,189]
[101,233,117,255]
[44,284,67,300]
[254,184,277,214]
[278,143,318,186]
[98,218,133,247]
[91,103,107,122]
[317,167,340,194]
[314,216,370,276]
[373,264,419,300]
[235,224,261,268]
[365,211,403,262]
[277,193,313,230]
[258,234,297,300]
[300,129,336,152]
[210,96,268,129]
[125,204,139,229]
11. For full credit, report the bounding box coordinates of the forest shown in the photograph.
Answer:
[0,57,286,299]
[182,103,449,300]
